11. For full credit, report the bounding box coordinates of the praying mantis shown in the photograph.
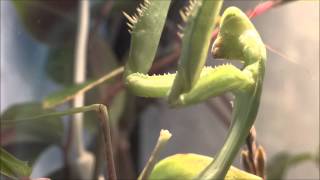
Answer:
[1,0,267,179]
[123,0,266,179]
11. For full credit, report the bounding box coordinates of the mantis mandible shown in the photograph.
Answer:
[123,0,266,179]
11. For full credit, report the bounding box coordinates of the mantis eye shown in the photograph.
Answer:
[219,7,254,37]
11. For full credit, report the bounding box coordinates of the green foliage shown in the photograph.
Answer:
[46,47,74,85]
[0,147,32,180]
[1,102,63,145]
[149,153,261,180]
[12,0,78,45]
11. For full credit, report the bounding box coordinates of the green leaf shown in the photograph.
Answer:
[149,153,262,180]
[12,0,77,45]
[42,67,124,108]
[3,143,49,165]
[1,102,63,145]
[0,147,32,179]
[46,46,74,85]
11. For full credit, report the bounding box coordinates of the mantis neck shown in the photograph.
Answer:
[209,93,257,178]
[199,61,265,179]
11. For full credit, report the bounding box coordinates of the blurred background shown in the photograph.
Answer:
[1,0,319,179]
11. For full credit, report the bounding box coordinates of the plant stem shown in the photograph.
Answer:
[71,0,90,157]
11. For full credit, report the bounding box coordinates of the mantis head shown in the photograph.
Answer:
[212,7,266,65]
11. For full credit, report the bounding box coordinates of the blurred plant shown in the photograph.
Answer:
[12,0,78,45]
[0,147,31,180]
[2,104,116,180]
[267,149,319,179]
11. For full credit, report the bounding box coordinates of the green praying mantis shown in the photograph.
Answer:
[1,0,267,179]
[123,0,266,179]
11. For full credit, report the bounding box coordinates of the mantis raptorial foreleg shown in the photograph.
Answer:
[127,65,254,105]
[123,0,266,179]
[122,0,257,106]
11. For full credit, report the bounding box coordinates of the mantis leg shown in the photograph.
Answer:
[123,0,171,77]
[125,64,254,107]
[176,65,254,106]
[167,0,223,104]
